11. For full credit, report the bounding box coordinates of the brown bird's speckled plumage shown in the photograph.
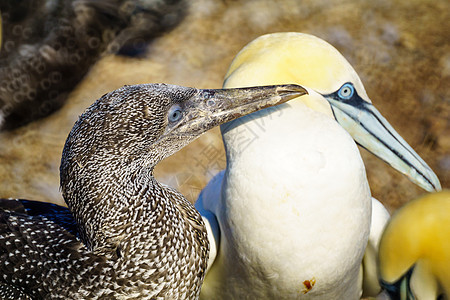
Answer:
[0,83,306,299]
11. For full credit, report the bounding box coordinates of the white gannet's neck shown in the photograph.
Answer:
[220,87,334,161]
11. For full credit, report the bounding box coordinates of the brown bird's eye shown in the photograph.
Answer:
[168,104,182,122]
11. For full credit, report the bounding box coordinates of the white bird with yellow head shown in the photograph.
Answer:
[196,32,441,299]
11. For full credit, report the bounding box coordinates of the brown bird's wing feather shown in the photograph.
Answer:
[0,210,105,299]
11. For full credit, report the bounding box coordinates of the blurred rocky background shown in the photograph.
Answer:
[0,0,448,213]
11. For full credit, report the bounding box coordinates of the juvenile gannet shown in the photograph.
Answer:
[0,83,305,299]
[196,32,441,299]
[378,190,450,300]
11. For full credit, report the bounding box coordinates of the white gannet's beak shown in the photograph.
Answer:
[323,83,441,192]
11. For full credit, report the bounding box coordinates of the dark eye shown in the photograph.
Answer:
[338,83,354,99]
[168,104,182,122]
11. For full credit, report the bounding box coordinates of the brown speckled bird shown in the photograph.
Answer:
[0,83,305,299]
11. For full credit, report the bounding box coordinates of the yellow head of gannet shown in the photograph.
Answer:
[378,190,450,299]
[197,32,441,299]
[223,32,441,192]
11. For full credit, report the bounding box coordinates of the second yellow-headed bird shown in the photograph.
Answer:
[379,190,450,300]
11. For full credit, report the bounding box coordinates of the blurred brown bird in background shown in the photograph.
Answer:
[0,0,186,130]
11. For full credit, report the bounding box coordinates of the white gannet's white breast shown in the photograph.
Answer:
[202,99,371,299]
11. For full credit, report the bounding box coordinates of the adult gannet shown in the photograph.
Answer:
[0,83,305,298]
[378,190,450,300]
[196,32,441,299]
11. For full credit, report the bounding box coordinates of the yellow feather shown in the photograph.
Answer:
[379,190,450,297]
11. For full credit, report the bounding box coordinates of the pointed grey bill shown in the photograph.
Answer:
[326,94,441,192]
[165,84,308,138]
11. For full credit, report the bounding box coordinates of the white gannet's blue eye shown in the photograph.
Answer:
[338,83,354,100]
[168,104,183,122]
